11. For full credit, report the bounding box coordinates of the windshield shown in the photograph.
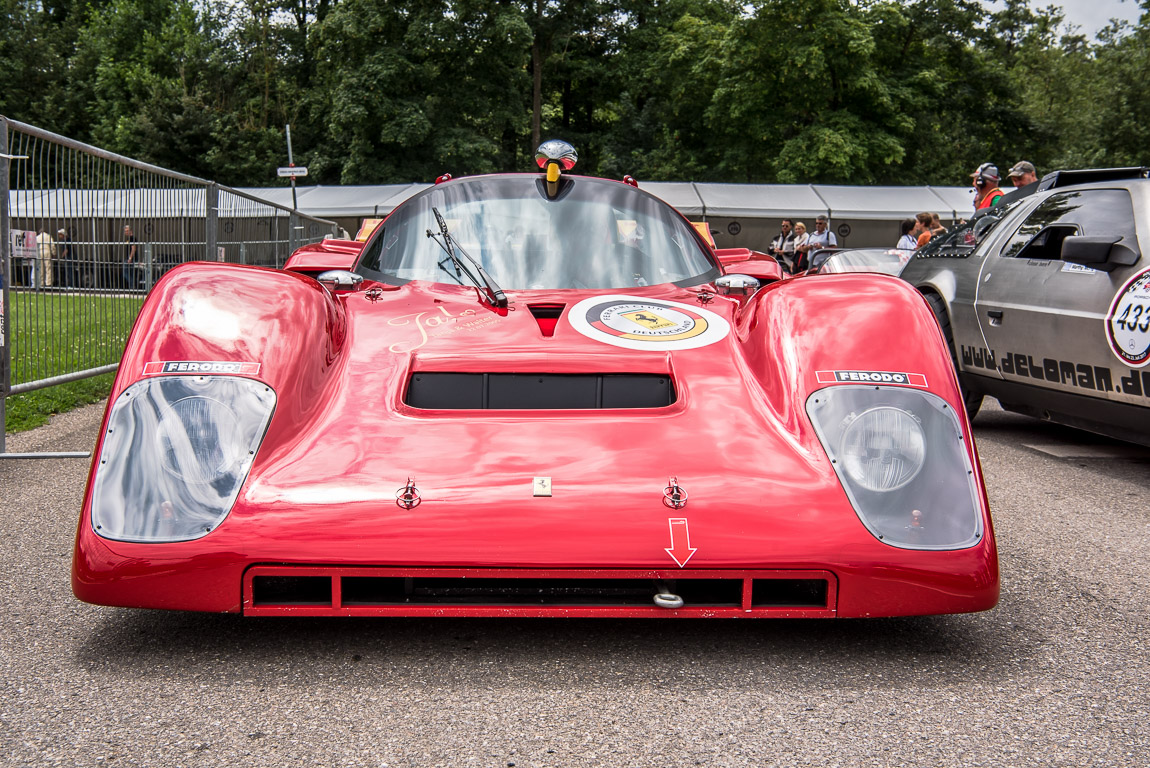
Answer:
[819,249,910,276]
[918,201,1022,258]
[357,175,718,290]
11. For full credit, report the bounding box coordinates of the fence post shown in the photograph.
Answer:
[1,117,10,450]
[288,212,299,267]
[144,242,154,291]
[240,241,247,265]
[205,183,219,263]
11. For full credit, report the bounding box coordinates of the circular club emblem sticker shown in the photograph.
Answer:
[568,295,730,351]
[1107,268,1150,367]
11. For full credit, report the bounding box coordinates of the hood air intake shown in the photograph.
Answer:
[406,373,675,410]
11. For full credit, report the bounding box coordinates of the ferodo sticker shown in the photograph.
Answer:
[1107,268,1150,367]
[568,295,730,351]
[143,361,262,376]
[816,370,928,387]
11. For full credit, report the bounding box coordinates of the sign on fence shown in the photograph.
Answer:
[9,229,35,260]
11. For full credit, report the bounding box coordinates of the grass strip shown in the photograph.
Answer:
[4,291,141,433]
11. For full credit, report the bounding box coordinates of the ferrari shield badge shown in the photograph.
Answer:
[568,295,729,351]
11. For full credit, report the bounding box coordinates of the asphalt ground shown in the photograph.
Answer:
[2,400,1148,767]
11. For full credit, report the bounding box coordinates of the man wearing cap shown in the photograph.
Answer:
[970,163,1005,211]
[1008,161,1038,188]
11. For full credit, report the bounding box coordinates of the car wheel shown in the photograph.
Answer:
[924,292,983,419]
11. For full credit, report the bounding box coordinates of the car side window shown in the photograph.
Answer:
[999,189,1137,260]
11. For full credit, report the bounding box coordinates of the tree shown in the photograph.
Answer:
[1091,2,1150,166]
[312,0,533,183]
[601,0,738,180]
[698,0,917,183]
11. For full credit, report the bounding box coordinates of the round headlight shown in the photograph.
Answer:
[157,396,244,485]
[839,407,926,492]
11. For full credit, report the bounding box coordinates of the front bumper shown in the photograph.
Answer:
[72,527,998,618]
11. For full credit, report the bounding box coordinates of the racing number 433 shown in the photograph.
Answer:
[1107,270,1150,367]
[1114,303,1150,333]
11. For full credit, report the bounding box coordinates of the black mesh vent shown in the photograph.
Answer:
[252,576,332,606]
[751,579,829,607]
[406,373,675,410]
[341,577,743,607]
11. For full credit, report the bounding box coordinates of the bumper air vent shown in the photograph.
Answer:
[244,567,837,618]
[405,373,675,410]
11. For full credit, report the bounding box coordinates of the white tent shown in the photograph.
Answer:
[693,183,829,219]
[11,181,979,222]
[637,182,704,217]
[812,185,954,221]
[234,183,430,219]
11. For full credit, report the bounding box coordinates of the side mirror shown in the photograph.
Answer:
[317,270,364,292]
[714,274,761,296]
[1061,235,1138,273]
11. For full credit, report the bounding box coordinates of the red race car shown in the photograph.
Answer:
[73,141,997,618]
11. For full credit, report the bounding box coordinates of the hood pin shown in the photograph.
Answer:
[663,477,688,509]
[396,478,421,509]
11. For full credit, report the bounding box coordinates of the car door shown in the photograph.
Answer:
[973,187,1147,404]
[914,202,1031,384]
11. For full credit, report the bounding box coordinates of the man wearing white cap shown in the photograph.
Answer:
[970,163,1005,211]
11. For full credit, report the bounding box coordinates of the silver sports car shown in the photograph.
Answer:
[899,167,1150,445]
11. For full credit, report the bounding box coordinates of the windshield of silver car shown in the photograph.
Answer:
[357,176,719,290]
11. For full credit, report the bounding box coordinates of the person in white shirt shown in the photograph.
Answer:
[896,219,918,250]
[803,215,837,252]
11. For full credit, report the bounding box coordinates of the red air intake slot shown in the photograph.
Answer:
[527,303,565,337]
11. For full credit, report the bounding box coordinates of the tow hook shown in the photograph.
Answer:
[653,581,684,609]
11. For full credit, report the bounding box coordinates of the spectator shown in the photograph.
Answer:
[970,163,1005,211]
[122,225,138,290]
[1008,161,1038,187]
[914,212,934,248]
[790,222,811,271]
[35,227,55,289]
[930,213,947,238]
[896,219,918,250]
[56,228,76,288]
[769,219,795,269]
[804,214,837,253]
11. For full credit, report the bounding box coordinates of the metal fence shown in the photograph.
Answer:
[1,116,341,455]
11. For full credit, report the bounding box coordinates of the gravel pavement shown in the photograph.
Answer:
[1,400,1148,767]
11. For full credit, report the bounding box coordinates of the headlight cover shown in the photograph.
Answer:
[807,386,982,550]
[91,376,276,542]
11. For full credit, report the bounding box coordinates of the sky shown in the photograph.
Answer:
[983,0,1145,39]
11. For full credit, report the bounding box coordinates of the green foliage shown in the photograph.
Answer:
[310,0,533,182]
[1091,4,1150,167]
[2,0,1147,434]
[0,0,1147,186]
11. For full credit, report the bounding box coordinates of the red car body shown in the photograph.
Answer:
[72,171,997,618]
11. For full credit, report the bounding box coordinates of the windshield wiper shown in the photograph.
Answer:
[426,207,508,308]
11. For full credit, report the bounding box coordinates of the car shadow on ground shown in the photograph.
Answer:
[75,605,1027,694]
